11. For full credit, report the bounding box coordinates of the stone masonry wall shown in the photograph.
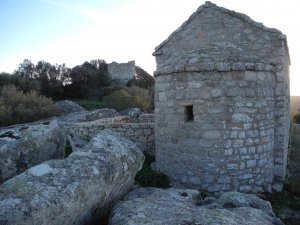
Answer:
[153,2,289,75]
[108,61,136,85]
[155,71,276,193]
[68,116,155,155]
[273,42,290,190]
[153,2,290,193]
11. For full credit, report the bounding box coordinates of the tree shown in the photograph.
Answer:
[65,60,112,99]
[0,72,12,87]
[14,59,38,79]
[35,61,70,99]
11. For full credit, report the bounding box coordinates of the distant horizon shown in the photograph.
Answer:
[1,0,299,95]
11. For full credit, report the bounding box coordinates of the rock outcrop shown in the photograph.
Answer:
[119,108,142,122]
[0,120,66,183]
[0,132,144,225]
[83,108,119,121]
[54,100,87,115]
[119,108,142,117]
[109,188,283,225]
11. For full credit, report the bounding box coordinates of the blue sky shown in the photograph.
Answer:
[1,0,300,95]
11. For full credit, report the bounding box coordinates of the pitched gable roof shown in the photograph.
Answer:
[153,1,289,63]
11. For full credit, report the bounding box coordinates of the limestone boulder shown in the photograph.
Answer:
[0,120,66,183]
[109,188,283,225]
[83,108,119,121]
[0,131,144,225]
[119,108,142,122]
[119,108,142,117]
[54,100,87,115]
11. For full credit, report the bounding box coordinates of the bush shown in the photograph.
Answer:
[0,85,55,126]
[135,154,170,188]
[0,72,41,93]
[64,141,73,158]
[102,89,133,111]
[127,85,153,111]
[75,100,106,111]
[293,113,300,124]
[102,85,153,112]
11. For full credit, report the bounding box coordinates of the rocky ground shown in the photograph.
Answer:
[109,188,283,225]
[0,101,299,225]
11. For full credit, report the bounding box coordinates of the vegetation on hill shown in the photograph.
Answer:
[0,85,55,126]
[103,85,153,112]
[0,59,154,126]
[128,66,154,90]
[293,105,300,124]
[291,96,300,122]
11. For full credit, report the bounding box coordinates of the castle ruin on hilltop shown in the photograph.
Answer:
[108,61,136,85]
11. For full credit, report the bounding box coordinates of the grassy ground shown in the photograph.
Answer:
[262,181,300,225]
[75,100,106,111]
[134,154,170,188]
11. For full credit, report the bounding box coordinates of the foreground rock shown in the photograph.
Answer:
[119,108,142,122]
[0,132,144,225]
[0,120,66,183]
[54,100,87,115]
[56,108,119,125]
[83,108,119,121]
[109,188,283,225]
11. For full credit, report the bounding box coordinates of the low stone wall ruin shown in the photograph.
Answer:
[67,114,155,155]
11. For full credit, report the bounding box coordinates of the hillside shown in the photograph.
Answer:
[291,96,300,120]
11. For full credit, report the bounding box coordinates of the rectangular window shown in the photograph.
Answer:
[185,105,194,121]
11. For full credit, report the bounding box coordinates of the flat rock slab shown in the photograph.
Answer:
[109,188,283,225]
[0,120,66,183]
[0,132,144,225]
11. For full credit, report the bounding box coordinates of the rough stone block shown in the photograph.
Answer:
[232,113,253,123]
[247,159,257,168]
[0,132,144,225]
[0,120,66,183]
[227,163,239,170]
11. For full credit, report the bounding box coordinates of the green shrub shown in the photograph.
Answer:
[262,180,300,225]
[64,141,73,158]
[102,85,153,112]
[102,89,132,111]
[127,85,153,111]
[135,154,170,188]
[293,113,300,124]
[285,178,300,198]
[0,85,55,126]
[75,100,105,111]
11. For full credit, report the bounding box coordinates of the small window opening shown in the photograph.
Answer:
[185,105,194,122]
